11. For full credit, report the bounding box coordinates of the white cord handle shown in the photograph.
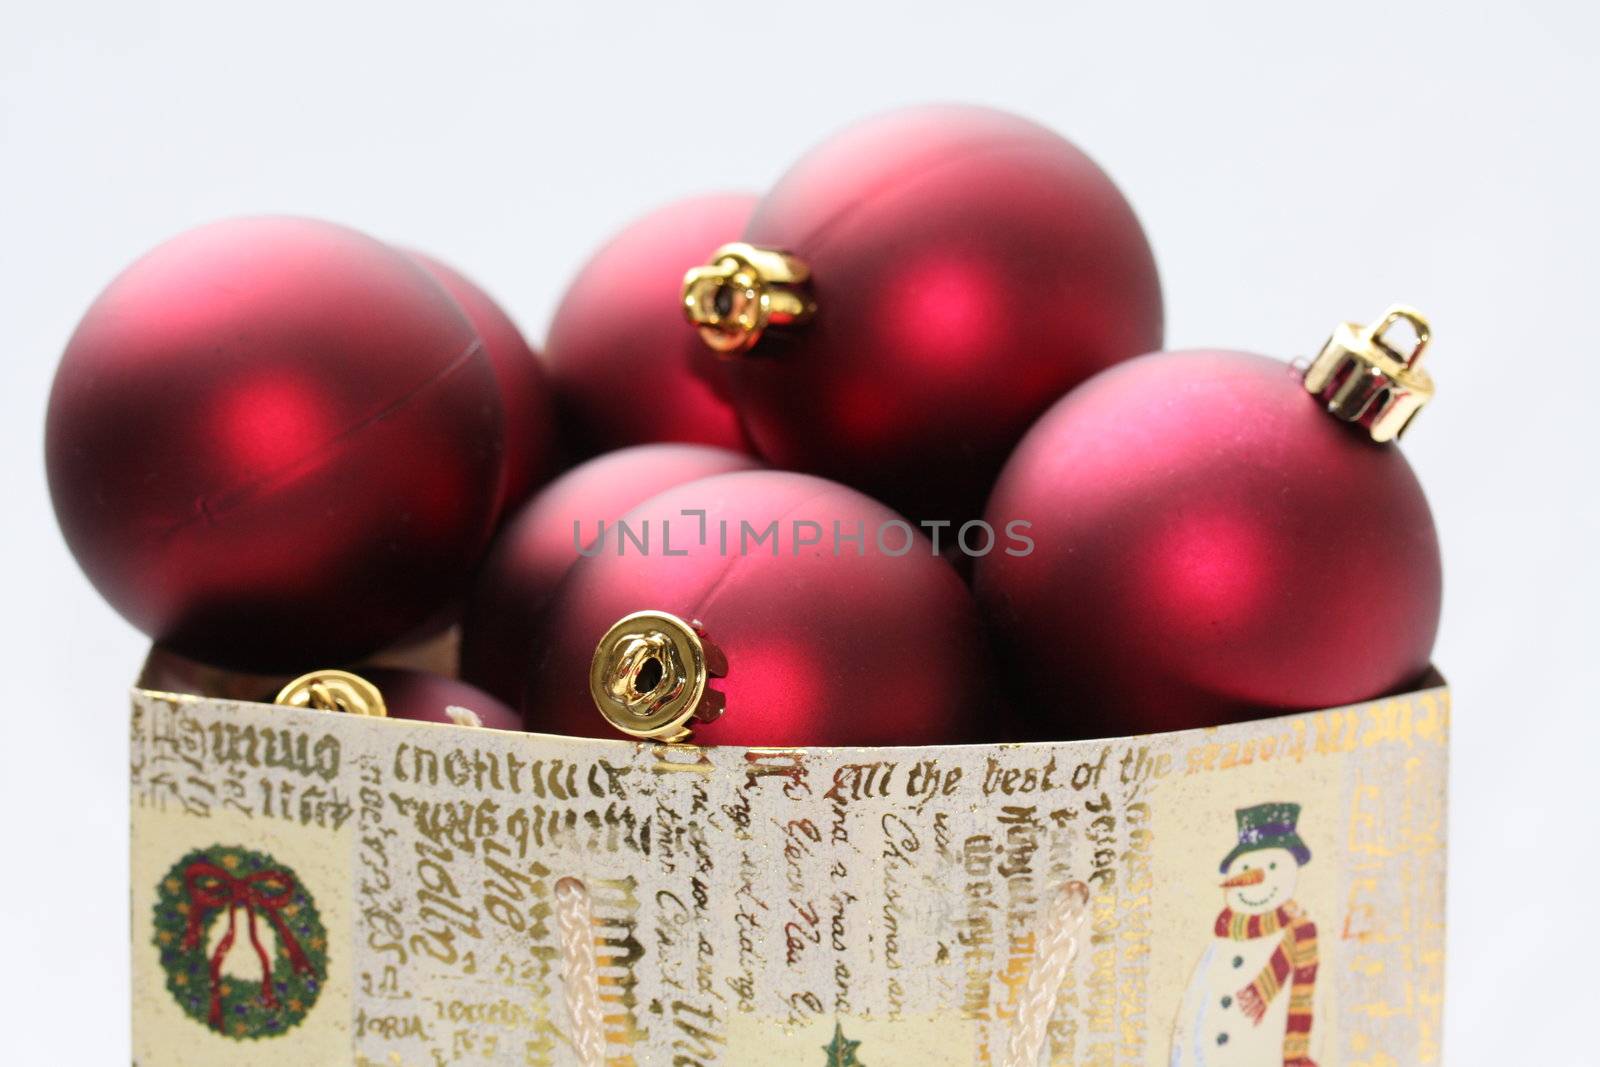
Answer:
[555,876,606,1067]
[1004,880,1091,1067]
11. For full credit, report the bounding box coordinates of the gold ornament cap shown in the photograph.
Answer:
[682,242,816,355]
[589,611,727,742]
[1303,305,1434,442]
[274,669,387,717]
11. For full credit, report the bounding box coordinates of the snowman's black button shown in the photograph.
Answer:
[1221,995,1233,1008]
[1217,1032,1229,1045]
[1232,955,1244,968]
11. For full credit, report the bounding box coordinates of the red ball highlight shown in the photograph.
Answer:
[46,217,505,672]
[977,350,1441,736]
[724,105,1163,522]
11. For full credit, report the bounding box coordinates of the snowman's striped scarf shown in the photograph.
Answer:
[1214,901,1319,1067]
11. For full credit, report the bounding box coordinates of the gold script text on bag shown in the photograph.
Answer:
[682,242,816,355]
[273,669,387,718]
[588,610,727,741]
[1303,305,1434,442]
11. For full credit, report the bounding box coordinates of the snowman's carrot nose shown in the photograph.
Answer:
[1220,868,1266,888]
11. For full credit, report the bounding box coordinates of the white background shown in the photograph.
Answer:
[2,2,1596,1062]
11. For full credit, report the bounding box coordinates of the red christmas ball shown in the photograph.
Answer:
[361,667,522,732]
[460,443,761,705]
[545,194,758,455]
[524,470,986,746]
[408,251,558,515]
[976,349,1441,737]
[46,217,505,672]
[692,105,1162,522]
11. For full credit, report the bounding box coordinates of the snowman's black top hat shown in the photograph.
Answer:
[1219,802,1312,873]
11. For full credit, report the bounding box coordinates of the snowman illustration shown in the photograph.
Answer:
[1170,803,1319,1067]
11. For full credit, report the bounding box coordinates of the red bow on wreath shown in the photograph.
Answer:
[180,860,315,1028]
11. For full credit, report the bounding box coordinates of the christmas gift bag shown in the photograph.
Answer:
[130,676,1448,1066]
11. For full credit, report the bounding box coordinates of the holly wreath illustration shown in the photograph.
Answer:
[152,845,329,1039]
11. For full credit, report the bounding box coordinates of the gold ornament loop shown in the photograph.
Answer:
[1366,305,1431,370]
[589,611,727,742]
[1303,304,1436,443]
[274,669,387,718]
[682,242,816,355]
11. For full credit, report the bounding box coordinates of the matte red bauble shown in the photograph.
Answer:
[45,217,505,672]
[361,668,522,732]
[684,105,1163,522]
[524,470,985,746]
[545,194,757,455]
[976,329,1441,737]
[408,251,558,515]
[460,443,761,705]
